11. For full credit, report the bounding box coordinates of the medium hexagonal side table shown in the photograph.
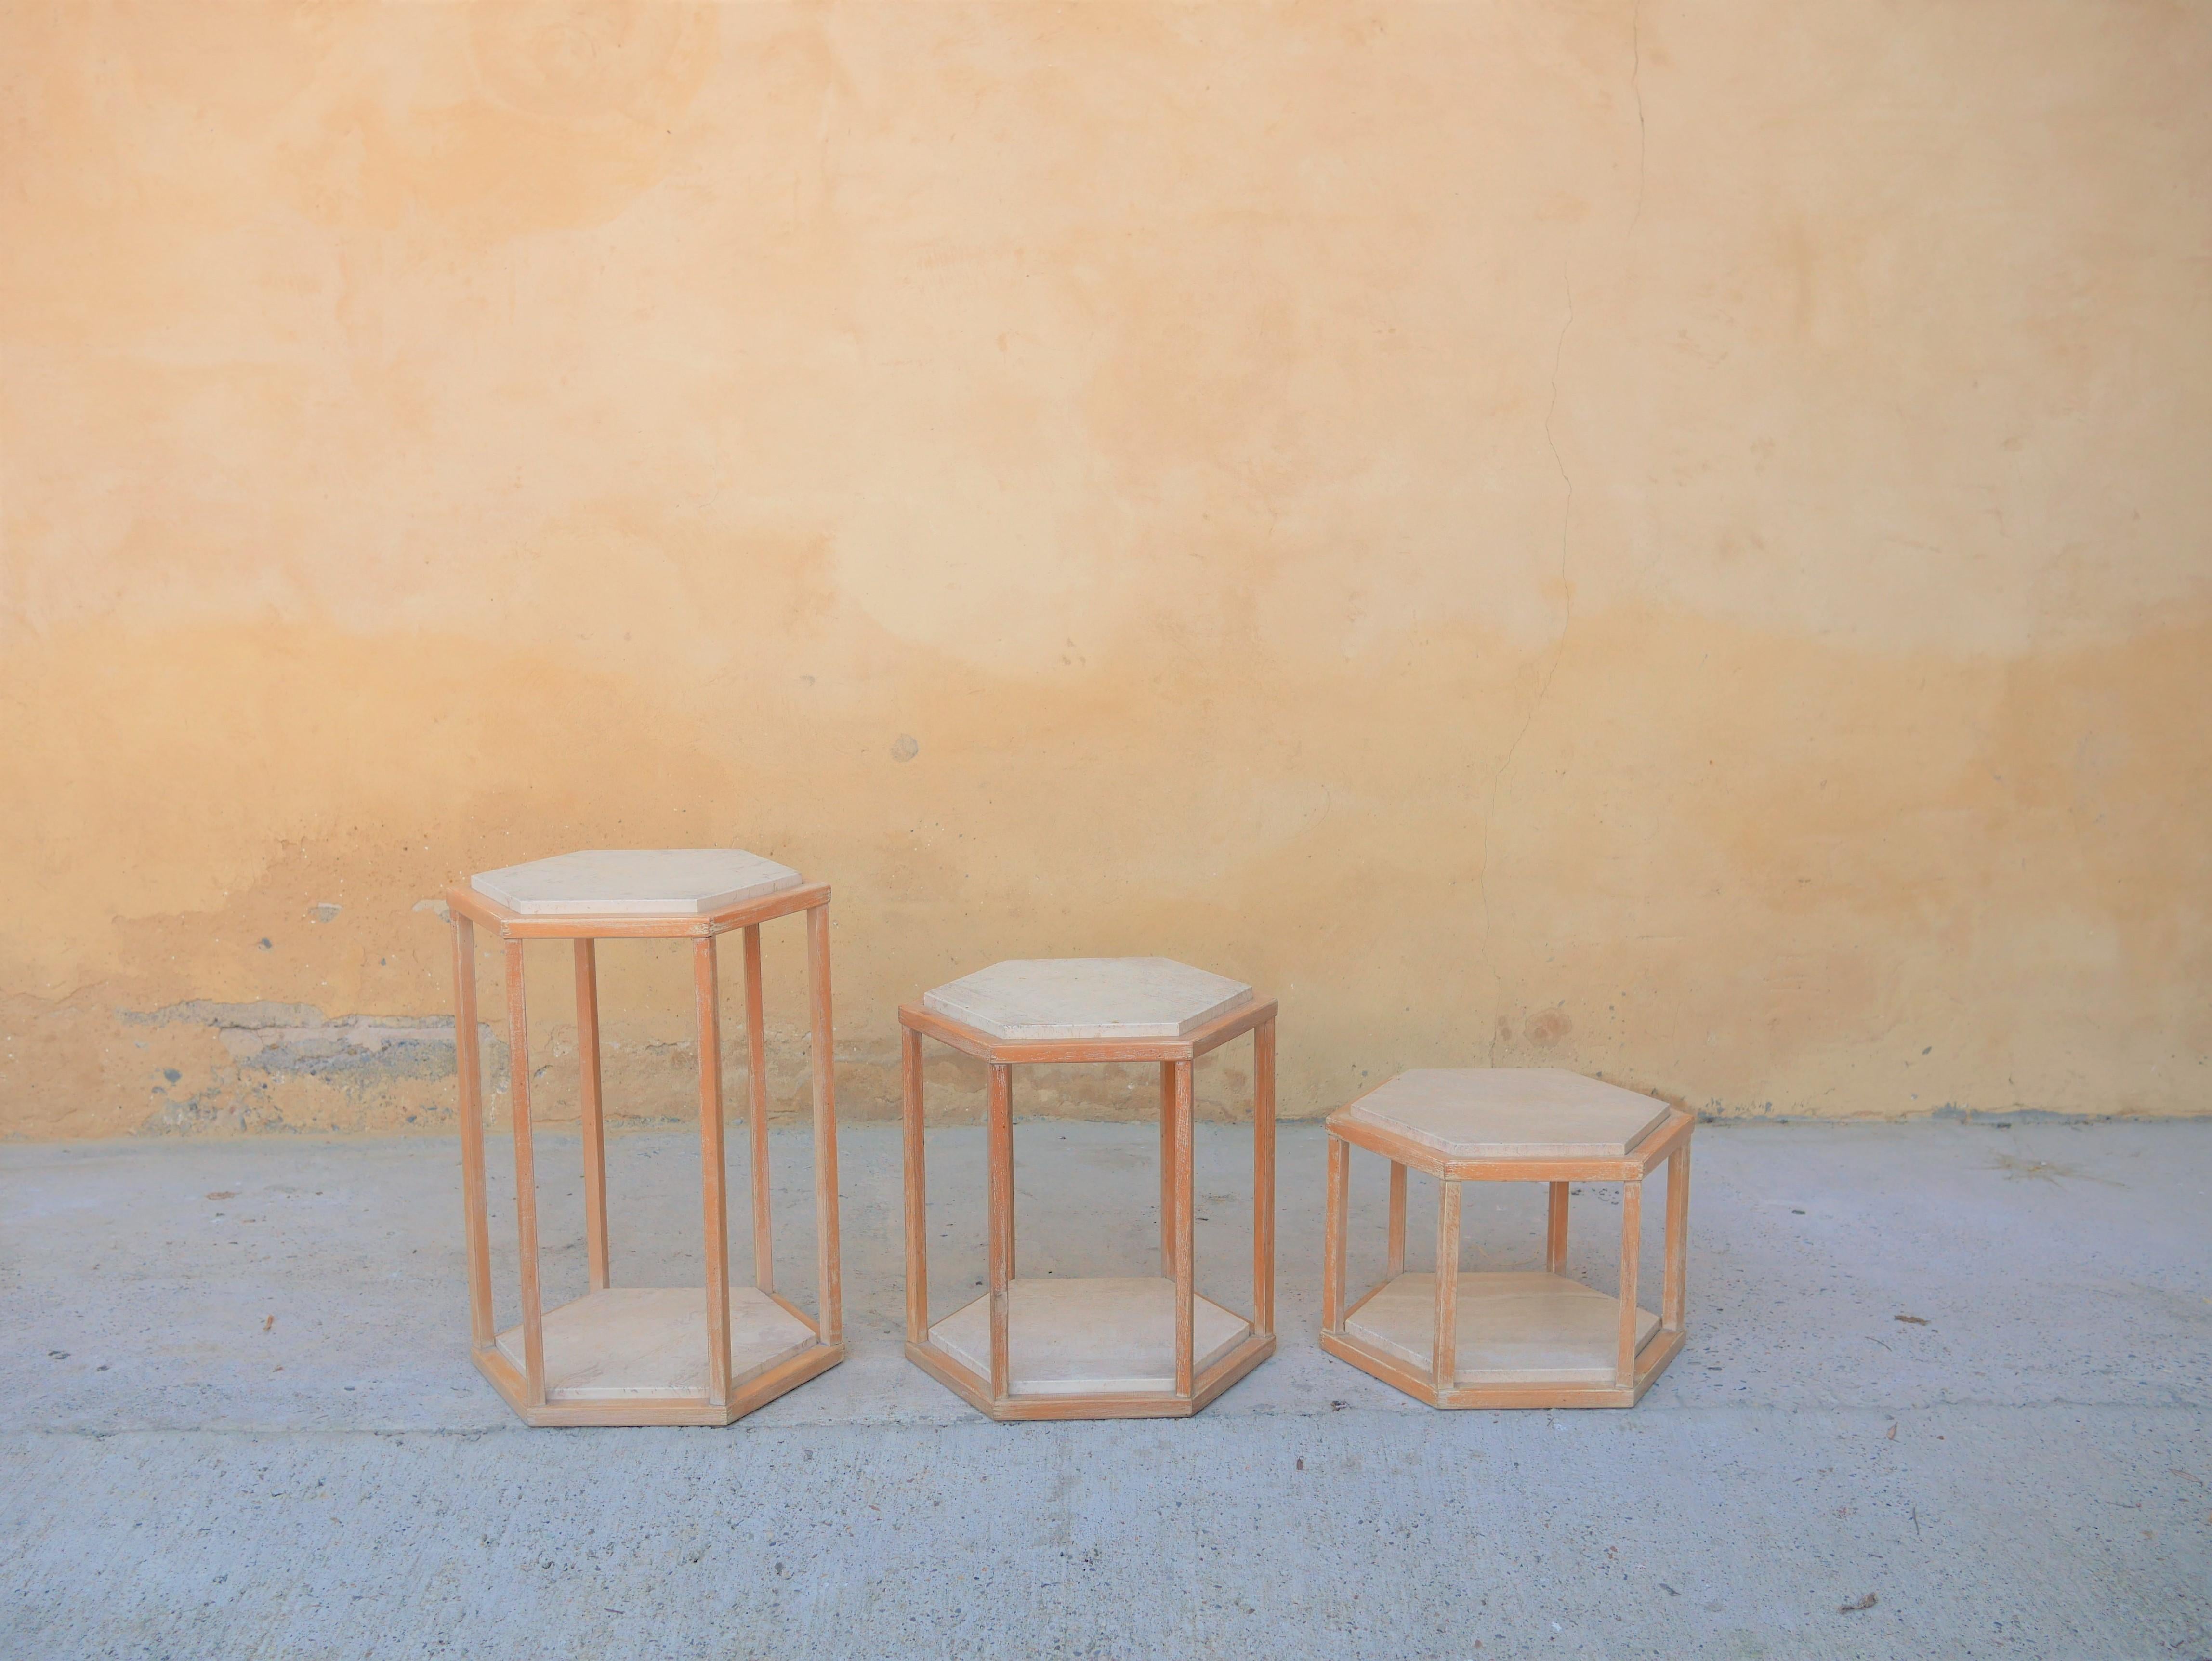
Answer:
[445,849,843,1426]
[1322,1068,1693,1409]
[900,958,1279,1421]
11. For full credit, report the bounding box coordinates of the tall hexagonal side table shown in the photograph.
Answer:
[445,849,843,1426]
[1321,1068,1693,1410]
[900,958,1279,1421]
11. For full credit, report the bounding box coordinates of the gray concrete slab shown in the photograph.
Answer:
[3,1118,2208,1658]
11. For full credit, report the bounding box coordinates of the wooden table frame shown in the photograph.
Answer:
[897,994,1280,1421]
[445,880,843,1427]
[1320,1107,1694,1409]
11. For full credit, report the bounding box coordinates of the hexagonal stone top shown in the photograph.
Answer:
[471,849,802,917]
[1334,1068,1671,1160]
[923,957,1252,1041]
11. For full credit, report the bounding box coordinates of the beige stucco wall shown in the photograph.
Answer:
[3,1,2207,1138]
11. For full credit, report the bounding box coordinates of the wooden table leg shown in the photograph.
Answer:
[1172,1057,1195,1398]
[1322,1134,1350,1333]
[743,923,772,1296]
[575,939,610,1292]
[1433,1178,1461,1393]
[504,941,545,1410]
[1546,1179,1570,1275]
[1159,1061,1177,1281]
[1386,1162,1408,1279]
[901,1026,928,1346]
[1252,1017,1276,1340]
[696,938,732,1408]
[1618,1178,1643,1387]
[1663,1147,1690,1334]
[451,917,493,1355]
[987,1062,1014,1401]
[807,903,841,1347]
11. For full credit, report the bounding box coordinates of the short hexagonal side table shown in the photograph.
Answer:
[900,958,1279,1421]
[1322,1068,1693,1410]
[445,849,843,1426]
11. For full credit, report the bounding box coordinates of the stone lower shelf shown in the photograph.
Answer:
[1345,1270,1659,1385]
[930,1275,1251,1396]
[495,1286,817,1403]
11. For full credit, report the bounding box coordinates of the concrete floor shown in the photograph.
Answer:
[3,1116,2208,1660]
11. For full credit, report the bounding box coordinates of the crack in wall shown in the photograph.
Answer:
[1630,0,1647,242]
[1460,8,1636,1063]
[1477,278,1579,1064]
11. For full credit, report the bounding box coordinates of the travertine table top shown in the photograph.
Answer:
[922,957,1252,1040]
[471,849,803,917]
[1331,1068,1672,1160]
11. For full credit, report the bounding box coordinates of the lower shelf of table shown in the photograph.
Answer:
[494,1286,816,1403]
[1345,1271,1659,1386]
[929,1276,1251,1397]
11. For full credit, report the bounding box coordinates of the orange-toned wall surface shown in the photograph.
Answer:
[3,2,2207,1137]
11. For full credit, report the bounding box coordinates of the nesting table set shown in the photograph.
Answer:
[446,848,1693,1427]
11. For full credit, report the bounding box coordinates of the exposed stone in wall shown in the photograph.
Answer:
[124,1001,501,1134]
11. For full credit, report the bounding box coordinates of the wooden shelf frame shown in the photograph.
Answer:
[897,994,1280,1422]
[1320,1106,1694,1410]
[446,882,843,1427]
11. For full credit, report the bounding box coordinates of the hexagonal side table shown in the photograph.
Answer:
[445,849,843,1427]
[1321,1068,1693,1410]
[899,958,1279,1421]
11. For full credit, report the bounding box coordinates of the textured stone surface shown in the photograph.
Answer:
[923,957,1252,1040]
[4,1119,2209,1658]
[471,849,802,917]
[1345,1270,1661,1384]
[1334,1068,1672,1160]
[492,1286,815,1402]
[929,1276,1249,1395]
